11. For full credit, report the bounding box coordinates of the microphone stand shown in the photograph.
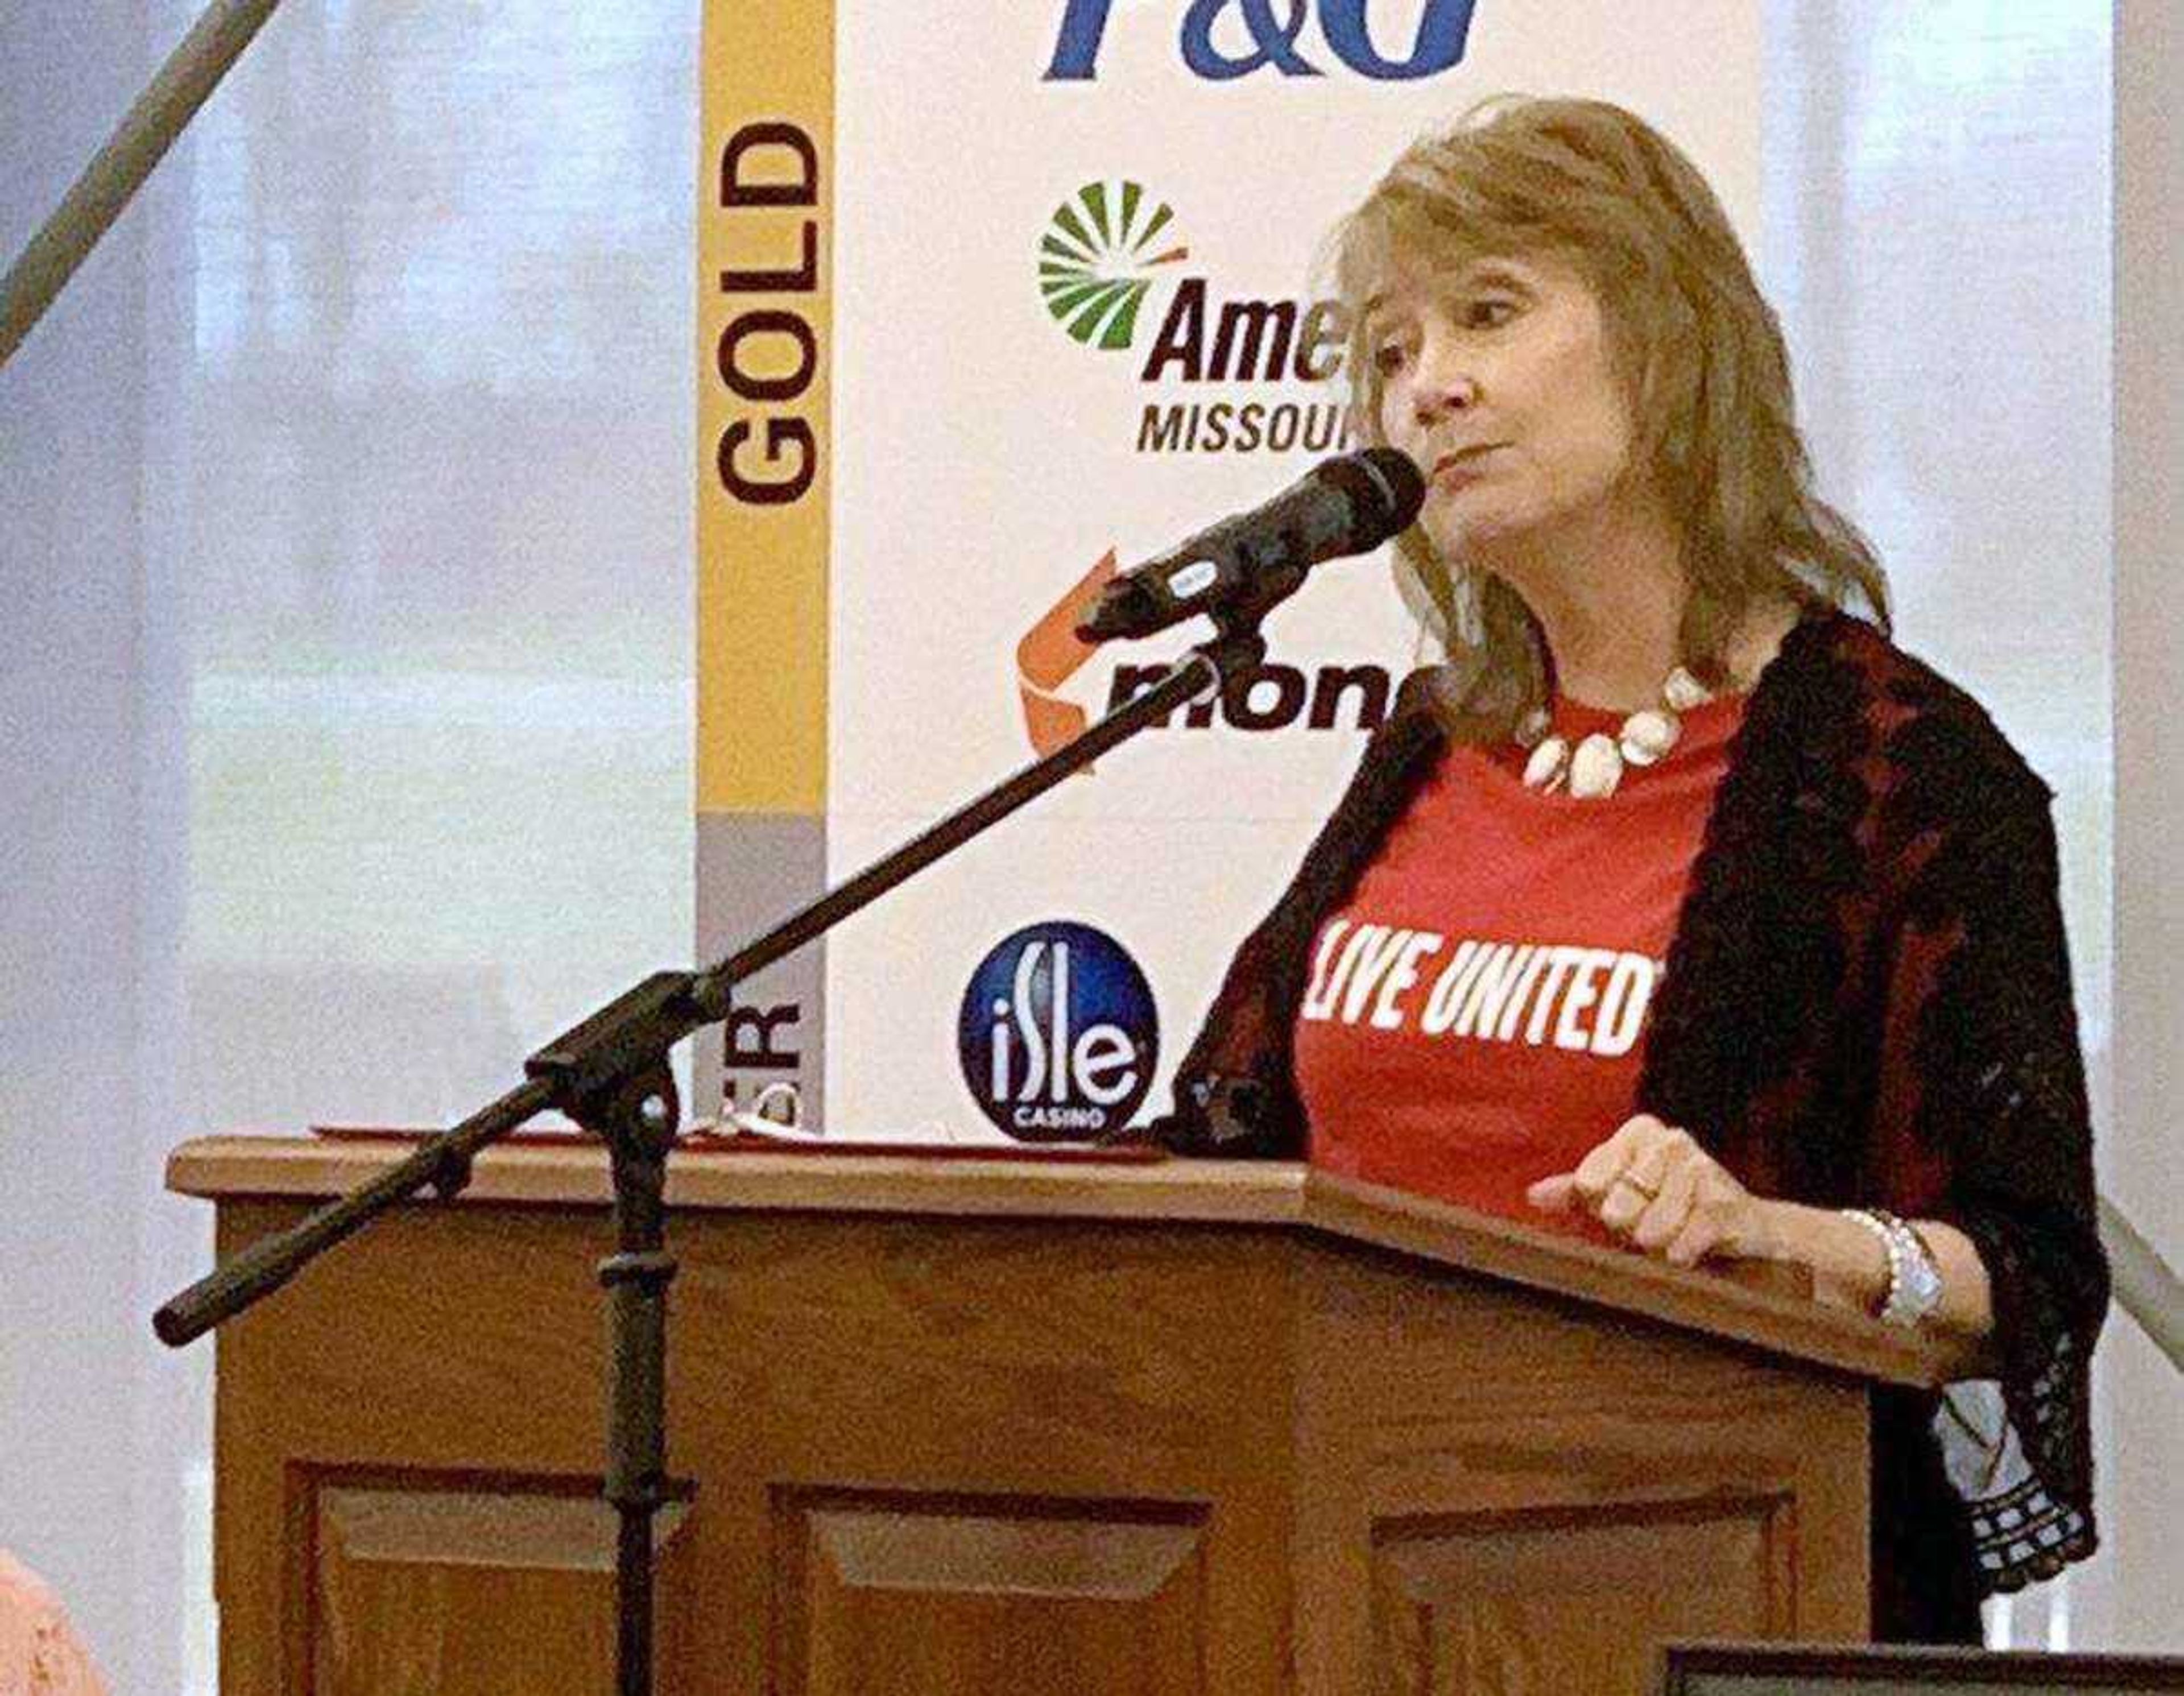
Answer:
[154,613,1276,1696]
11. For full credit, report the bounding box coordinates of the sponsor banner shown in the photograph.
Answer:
[697,0,833,1114]
[702,1,1761,1138]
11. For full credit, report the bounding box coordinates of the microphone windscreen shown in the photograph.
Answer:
[1310,443,1433,550]
[1345,447,1433,539]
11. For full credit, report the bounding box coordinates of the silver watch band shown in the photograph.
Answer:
[1842,1207,1944,1327]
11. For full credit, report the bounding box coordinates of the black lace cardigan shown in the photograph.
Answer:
[1148,610,2107,1641]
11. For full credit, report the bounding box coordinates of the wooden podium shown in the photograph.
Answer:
[167,1136,1946,1695]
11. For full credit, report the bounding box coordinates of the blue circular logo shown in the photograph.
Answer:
[958,921,1159,1141]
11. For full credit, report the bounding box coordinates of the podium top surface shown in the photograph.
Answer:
[167,1134,1946,1387]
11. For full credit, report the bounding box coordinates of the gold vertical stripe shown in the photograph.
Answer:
[697,0,833,815]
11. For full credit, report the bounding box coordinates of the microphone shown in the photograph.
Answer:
[1074,448,1425,643]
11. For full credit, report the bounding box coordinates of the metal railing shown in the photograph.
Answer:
[0,0,284,371]
[2103,1196,2183,1372]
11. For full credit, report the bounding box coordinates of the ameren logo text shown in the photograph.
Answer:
[1135,282,1356,456]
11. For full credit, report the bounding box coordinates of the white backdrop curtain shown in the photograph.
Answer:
[4,4,698,1689]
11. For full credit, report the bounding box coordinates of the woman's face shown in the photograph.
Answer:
[1366,248,1644,560]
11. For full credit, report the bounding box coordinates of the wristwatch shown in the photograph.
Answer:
[1842,1207,1944,1327]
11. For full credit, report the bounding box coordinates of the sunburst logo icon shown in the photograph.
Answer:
[1038,181,1190,351]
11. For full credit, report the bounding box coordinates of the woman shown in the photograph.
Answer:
[1149,97,2106,1643]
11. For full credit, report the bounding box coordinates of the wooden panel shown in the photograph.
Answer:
[300,1470,693,1695]
[773,1488,1210,1696]
[1289,1239,1867,1691]
[210,1201,1298,1694]
[195,1180,1876,1695]
[1369,1497,1791,1696]
[665,1212,1298,1693]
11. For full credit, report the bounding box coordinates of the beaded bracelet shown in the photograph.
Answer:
[1841,1207,1944,1327]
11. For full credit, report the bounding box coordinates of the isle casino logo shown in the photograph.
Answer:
[1021,181,1395,757]
[958,921,1160,1141]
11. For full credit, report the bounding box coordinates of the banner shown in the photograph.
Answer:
[699,1,834,1124]
[699,1,1762,1140]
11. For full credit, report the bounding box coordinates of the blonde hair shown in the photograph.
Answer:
[1326,96,1887,734]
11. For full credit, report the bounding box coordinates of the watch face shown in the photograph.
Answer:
[1897,1228,1945,1320]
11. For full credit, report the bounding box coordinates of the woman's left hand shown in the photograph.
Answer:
[1525,1114,1778,1267]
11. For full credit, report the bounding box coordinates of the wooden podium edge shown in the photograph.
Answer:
[165,1135,1942,1386]
[1301,1170,1941,1388]
[163,1134,1309,1223]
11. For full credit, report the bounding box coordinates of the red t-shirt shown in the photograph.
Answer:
[1292,689,1747,1237]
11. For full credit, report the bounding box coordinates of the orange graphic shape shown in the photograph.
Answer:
[1016,549,1118,761]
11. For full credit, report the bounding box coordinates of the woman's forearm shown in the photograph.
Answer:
[1756,1201,1996,1373]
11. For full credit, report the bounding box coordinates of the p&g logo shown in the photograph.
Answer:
[1045,0,1479,82]
[958,922,1160,1140]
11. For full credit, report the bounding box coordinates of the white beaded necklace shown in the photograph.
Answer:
[1516,665,1714,800]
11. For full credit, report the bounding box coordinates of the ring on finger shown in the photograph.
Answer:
[1614,1173,1661,1201]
